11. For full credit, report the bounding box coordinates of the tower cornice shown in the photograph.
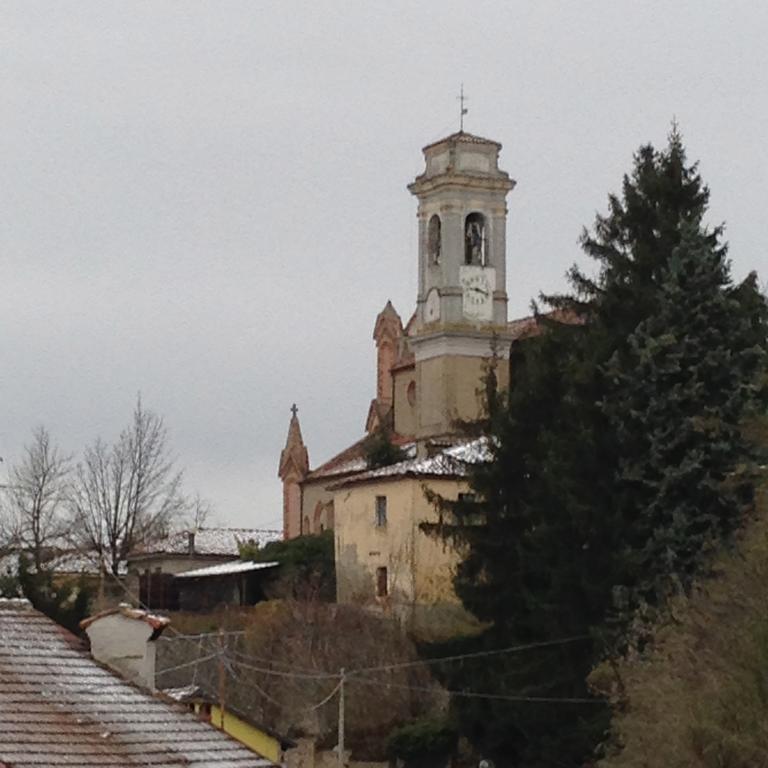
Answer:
[408,172,515,198]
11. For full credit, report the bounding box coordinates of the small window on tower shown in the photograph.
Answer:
[427,214,441,264]
[375,495,387,527]
[464,212,486,265]
[407,380,417,407]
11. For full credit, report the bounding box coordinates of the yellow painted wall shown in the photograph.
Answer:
[416,353,508,438]
[334,476,479,638]
[209,705,281,764]
[300,481,335,534]
[392,366,417,436]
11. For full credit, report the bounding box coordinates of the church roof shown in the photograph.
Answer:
[422,130,502,152]
[279,408,309,479]
[305,435,416,482]
[329,438,492,488]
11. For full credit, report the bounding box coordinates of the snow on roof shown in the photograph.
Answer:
[306,439,416,482]
[0,548,128,578]
[175,560,280,579]
[131,527,281,558]
[331,438,492,488]
[162,684,203,703]
[0,600,275,767]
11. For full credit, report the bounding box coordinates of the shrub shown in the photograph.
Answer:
[386,719,457,767]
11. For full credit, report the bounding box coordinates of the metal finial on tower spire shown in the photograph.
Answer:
[458,83,468,132]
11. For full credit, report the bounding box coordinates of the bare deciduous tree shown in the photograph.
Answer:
[69,398,186,575]
[0,427,71,570]
[183,492,216,531]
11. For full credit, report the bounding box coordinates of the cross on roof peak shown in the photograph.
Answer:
[458,83,468,132]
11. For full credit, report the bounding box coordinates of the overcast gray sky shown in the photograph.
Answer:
[2,1,767,529]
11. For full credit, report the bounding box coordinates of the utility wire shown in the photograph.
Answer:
[156,650,222,676]
[156,633,594,681]
[347,674,604,705]
[228,647,335,676]
[346,635,592,675]
[224,651,340,680]
[221,656,343,713]
[153,643,606,706]
[159,629,246,642]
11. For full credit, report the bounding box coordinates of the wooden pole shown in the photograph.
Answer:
[217,629,227,728]
[338,668,345,767]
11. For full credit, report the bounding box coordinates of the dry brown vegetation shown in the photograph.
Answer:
[157,600,444,759]
[591,477,768,768]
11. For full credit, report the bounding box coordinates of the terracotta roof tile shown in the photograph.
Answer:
[0,599,273,767]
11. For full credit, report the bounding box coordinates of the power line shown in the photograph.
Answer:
[156,633,594,681]
[160,630,246,640]
[228,648,335,677]
[347,635,592,675]
[156,650,222,677]
[224,651,339,680]
[153,638,606,707]
[347,674,603,705]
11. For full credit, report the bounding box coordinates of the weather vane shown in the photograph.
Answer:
[458,83,468,132]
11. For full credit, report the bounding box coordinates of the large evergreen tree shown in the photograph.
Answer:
[429,128,767,767]
[603,227,765,605]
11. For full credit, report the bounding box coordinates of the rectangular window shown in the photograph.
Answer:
[375,495,387,527]
[376,566,388,597]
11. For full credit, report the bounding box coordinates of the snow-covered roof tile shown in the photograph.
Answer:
[0,600,275,766]
[330,438,491,487]
[175,560,280,579]
[0,549,127,578]
[306,440,417,482]
[131,527,282,558]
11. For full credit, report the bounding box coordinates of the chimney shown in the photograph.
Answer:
[188,531,196,555]
[80,604,170,691]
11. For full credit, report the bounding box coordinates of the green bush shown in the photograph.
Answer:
[386,719,457,767]
[240,529,336,601]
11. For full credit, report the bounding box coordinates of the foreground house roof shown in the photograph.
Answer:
[0,599,274,767]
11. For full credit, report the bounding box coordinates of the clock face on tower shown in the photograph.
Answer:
[425,288,441,323]
[460,266,495,322]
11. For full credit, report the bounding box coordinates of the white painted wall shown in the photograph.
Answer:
[85,613,158,690]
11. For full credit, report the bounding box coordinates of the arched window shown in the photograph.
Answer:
[427,214,441,264]
[464,212,487,266]
[407,380,417,407]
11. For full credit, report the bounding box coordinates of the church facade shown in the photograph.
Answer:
[278,130,542,628]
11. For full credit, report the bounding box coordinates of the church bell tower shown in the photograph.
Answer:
[408,131,516,441]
